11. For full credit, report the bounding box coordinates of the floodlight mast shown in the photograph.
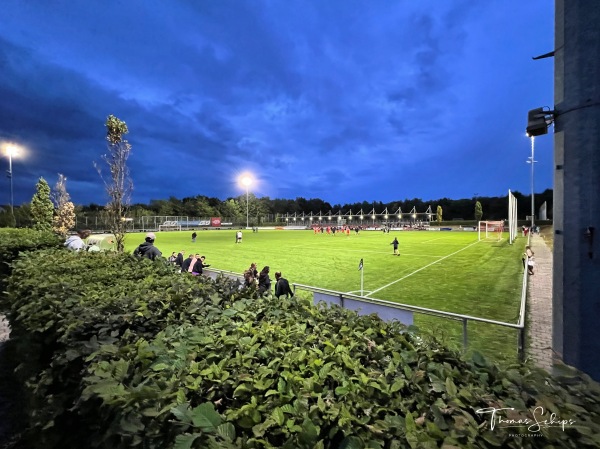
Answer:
[525,107,554,231]
[241,176,252,229]
[4,144,19,219]
[527,137,537,230]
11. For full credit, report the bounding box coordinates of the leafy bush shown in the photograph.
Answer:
[0,228,62,306]
[3,249,600,448]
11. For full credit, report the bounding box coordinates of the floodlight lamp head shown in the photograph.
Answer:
[526,107,554,137]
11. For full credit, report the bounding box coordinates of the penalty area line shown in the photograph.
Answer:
[365,240,480,297]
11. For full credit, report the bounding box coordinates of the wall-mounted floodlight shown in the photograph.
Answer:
[526,107,555,137]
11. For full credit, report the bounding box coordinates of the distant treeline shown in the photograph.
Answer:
[1,189,552,228]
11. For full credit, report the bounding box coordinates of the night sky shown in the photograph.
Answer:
[1,1,554,208]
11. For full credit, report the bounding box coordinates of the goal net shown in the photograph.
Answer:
[478,220,504,241]
[158,220,182,232]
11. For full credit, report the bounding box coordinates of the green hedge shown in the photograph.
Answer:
[0,228,62,307]
[3,246,600,448]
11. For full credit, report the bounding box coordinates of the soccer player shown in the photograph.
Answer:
[390,237,399,256]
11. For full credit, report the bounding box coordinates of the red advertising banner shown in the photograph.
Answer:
[211,217,221,227]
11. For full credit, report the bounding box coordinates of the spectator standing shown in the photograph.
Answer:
[192,255,210,275]
[64,229,91,251]
[390,237,399,256]
[525,246,535,275]
[274,272,294,299]
[133,232,162,260]
[244,262,259,287]
[248,262,259,279]
[181,254,195,272]
[258,266,271,297]
[175,250,185,268]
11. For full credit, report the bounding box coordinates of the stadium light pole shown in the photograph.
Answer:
[3,143,20,218]
[241,175,252,229]
[527,136,537,230]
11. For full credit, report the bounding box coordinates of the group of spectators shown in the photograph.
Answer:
[167,250,211,275]
[132,233,293,298]
[67,231,294,299]
[522,225,541,236]
[243,263,294,299]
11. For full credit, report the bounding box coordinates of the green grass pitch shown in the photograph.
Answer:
[124,229,525,363]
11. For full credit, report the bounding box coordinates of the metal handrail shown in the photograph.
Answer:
[292,283,523,329]
[203,265,529,361]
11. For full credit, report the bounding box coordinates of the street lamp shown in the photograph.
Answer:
[240,175,252,229]
[527,136,537,230]
[3,144,19,218]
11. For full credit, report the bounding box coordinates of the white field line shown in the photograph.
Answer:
[420,237,445,243]
[365,240,480,297]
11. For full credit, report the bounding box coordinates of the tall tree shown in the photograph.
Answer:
[95,115,133,252]
[31,177,54,232]
[436,205,443,224]
[474,201,483,222]
[52,174,76,237]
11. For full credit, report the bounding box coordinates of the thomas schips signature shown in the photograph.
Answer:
[476,406,576,432]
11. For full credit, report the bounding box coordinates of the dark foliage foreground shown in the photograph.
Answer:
[0,229,598,448]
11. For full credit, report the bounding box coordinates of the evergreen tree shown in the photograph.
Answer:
[31,177,54,231]
[474,201,483,221]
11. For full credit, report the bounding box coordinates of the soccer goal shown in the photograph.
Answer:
[508,190,518,244]
[158,220,182,232]
[478,220,504,241]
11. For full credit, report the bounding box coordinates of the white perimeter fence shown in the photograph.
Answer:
[203,261,529,362]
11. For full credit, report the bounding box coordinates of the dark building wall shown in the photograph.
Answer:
[553,0,600,379]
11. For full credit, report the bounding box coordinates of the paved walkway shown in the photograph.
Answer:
[527,234,554,372]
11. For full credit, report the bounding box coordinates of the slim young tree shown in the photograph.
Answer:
[436,205,443,225]
[52,174,76,237]
[94,115,133,252]
[31,177,54,232]
[474,201,483,222]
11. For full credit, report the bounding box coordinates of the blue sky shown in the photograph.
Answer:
[1,1,554,207]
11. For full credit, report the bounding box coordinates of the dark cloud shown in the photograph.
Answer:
[0,0,554,207]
